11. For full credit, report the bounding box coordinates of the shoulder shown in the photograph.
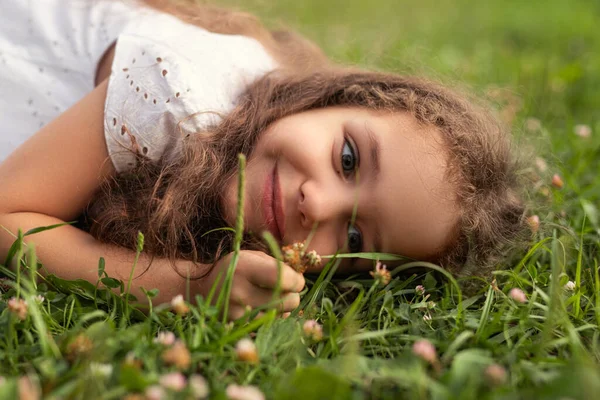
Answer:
[102,18,277,173]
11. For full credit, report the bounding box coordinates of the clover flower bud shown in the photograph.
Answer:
[509,288,527,303]
[8,297,28,320]
[226,384,265,400]
[305,250,322,268]
[89,362,113,379]
[66,334,93,361]
[124,351,143,369]
[154,331,176,347]
[527,215,540,233]
[281,241,321,273]
[189,374,209,399]
[564,281,576,291]
[412,339,438,365]
[551,174,564,189]
[574,124,592,138]
[34,295,44,304]
[159,372,186,392]
[302,320,323,342]
[171,294,190,315]
[145,385,166,400]
[415,285,425,296]
[370,262,391,286]
[235,338,259,364]
[161,340,191,369]
[485,363,508,386]
[423,314,432,322]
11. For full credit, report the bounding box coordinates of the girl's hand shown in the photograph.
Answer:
[199,250,305,320]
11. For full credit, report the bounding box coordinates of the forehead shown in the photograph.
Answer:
[344,110,459,271]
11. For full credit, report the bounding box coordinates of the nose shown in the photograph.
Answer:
[297,180,355,229]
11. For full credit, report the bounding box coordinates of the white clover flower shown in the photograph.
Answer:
[415,285,425,296]
[145,385,166,400]
[226,384,265,400]
[527,215,540,233]
[154,331,176,346]
[564,281,576,291]
[89,362,113,379]
[485,363,508,386]
[370,261,391,286]
[159,372,187,391]
[235,338,258,364]
[574,124,592,138]
[509,288,527,304]
[189,374,209,399]
[171,294,190,315]
[302,320,323,341]
[412,339,437,364]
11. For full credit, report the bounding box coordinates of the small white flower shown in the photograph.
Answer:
[235,338,258,364]
[412,339,437,364]
[146,385,166,400]
[34,295,44,304]
[154,331,176,346]
[509,288,527,303]
[485,363,508,386]
[527,215,540,233]
[302,320,323,341]
[159,372,186,391]
[171,294,190,315]
[574,124,592,138]
[423,314,432,322]
[189,374,209,399]
[415,285,425,296]
[564,281,576,291]
[226,384,265,400]
[89,362,113,379]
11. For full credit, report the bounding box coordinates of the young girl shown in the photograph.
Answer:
[0,0,525,318]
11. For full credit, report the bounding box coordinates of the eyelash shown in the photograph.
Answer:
[340,135,360,179]
[340,134,363,253]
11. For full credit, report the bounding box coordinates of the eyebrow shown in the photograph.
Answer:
[365,124,381,180]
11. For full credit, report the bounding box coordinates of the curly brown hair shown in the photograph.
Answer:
[86,1,527,280]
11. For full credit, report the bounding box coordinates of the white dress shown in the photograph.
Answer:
[0,0,276,171]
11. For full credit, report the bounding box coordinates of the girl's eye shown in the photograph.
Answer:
[347,224,363,253]
[341,138,359,176]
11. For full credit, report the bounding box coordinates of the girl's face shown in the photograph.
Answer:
[222,107,459,273]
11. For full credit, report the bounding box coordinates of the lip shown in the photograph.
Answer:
[262,162,285,242]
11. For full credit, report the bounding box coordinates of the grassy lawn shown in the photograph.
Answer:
[1,0,600,398]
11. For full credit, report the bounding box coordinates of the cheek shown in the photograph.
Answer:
[302,230,339,264]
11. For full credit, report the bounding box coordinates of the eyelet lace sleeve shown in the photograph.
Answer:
[103,19,276,173]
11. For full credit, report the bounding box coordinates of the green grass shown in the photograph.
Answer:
[2,0,600,398]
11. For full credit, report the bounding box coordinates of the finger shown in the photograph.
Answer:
[241,253,305,292]
[229,306,265,322]
[234,281,301,312]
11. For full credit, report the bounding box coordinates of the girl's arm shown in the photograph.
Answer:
[0,79,190,304]
[0,78,305,316]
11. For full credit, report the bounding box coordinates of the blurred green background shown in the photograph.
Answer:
[223,0,600,124]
